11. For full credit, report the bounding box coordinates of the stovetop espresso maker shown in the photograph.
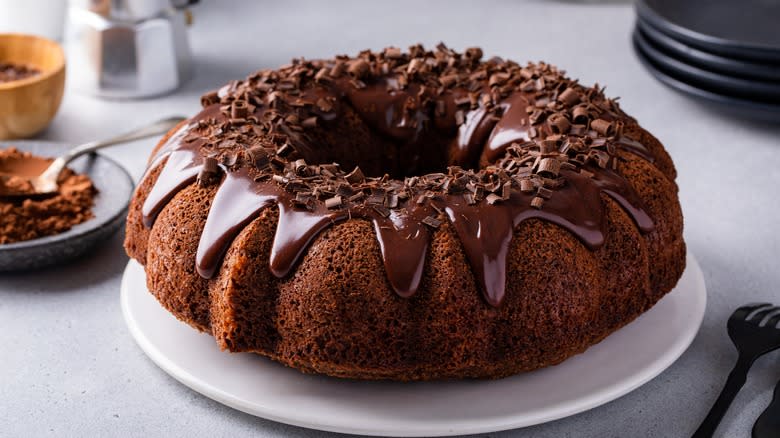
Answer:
[68,0,198,98]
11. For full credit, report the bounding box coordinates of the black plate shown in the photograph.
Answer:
[636,17,780,82]
[636,0,780,63]
[0,141,134,271]
[632,30,780,122]
[634,27,780,102]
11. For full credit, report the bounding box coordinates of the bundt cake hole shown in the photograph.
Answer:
[293,128,454,179]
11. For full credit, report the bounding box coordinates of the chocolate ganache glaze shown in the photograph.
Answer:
[139,44,654,307]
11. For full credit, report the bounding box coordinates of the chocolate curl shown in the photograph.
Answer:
[465,47,483,61]
[197,157,221,186]
[537,158,561,176]
[406,58,424,75]
[440,74,458,88]
[557,88,581,107]
[316,97,334,112]
[324,195,342,209]
[489,72,510,87]
[549,114,571,134]
[248,146,270,168]
[314,67,331,83]
[293,159,308,175]
[591,118,614,136]
[231,100,249,119]
[345,167,365,184]
[384,47,403,59]
[201,90,219,106]
[572,105,590,124]
[330,61,346,78]
[540,139,559,154]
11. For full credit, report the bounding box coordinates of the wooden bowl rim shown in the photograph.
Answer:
[0,33,66,91]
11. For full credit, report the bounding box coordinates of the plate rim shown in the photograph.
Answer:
[121,252,706,436]
[636,0,780,62]
[633,26,780,100]
[0,140,134,252]
[635,18,780,82]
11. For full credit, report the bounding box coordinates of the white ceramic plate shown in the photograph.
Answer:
[121,252,706,436]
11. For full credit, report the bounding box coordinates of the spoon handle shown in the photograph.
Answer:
[693,355,753,438]
[753,377,780,438]
[37,117,187,190]
[60,116,187,165]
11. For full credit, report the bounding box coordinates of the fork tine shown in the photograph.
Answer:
[756,308,780,326]
[749,306,779,324]
[766,309,780,328]
[733,303,773,321]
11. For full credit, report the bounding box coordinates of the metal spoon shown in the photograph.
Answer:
[9,116,186,196]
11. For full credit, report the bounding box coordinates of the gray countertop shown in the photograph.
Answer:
[3,1,780,436]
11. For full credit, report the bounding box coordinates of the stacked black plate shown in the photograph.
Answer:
[633,0,780,121]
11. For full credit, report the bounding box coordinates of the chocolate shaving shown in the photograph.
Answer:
[201,90,219,106]
[454,110,465,125]
[276,143,294,157]
[221,153,239,167]
[485,193,502,205]
[314,67,331,83]
[345,167,365,184]
[384,47,402,59]
[316,97,334,112]
[372,204,391,217]
[422,215,443,228]
[537,186,553,199]
[347,59,370,78]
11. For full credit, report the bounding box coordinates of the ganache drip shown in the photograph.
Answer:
[140,44,656,307]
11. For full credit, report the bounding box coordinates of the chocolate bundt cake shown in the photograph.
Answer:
[124,44,685,380]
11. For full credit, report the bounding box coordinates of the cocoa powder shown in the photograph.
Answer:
[0,148,97,244]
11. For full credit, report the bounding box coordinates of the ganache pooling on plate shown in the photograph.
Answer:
[139,44,655,307]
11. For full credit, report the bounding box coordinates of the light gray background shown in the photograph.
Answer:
[2,1,780,436]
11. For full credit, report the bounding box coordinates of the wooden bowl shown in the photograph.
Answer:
[0,33,66,140]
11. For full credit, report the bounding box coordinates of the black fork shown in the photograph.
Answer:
[693,304,780,438]
[753,377,780,438]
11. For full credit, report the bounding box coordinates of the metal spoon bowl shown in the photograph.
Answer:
[4,116,186,197]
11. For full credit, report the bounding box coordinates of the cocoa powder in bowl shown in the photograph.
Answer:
[0,147,97,244]
[0,62,41,84]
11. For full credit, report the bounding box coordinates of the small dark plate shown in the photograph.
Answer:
[636,18,780,82]
[0,141,133,272]
[634,27,780,102]
[632,30,780,122]
[636,0,780,63]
